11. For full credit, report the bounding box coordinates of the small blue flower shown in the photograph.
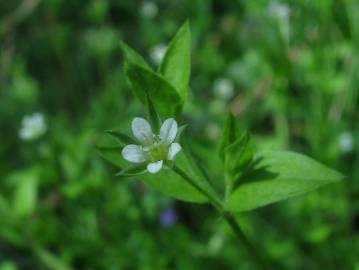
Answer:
[159,207,177,227]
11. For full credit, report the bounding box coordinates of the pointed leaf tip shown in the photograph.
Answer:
[105,130,137,145]
[158,21,191,102]
[226,150,344,212]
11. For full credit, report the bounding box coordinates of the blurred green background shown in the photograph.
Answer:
[0,0,358,269]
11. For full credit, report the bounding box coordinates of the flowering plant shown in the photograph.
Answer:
[98,22,343,269]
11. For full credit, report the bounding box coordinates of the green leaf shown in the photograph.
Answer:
[158,21,191,101]
[125,62,182,118]
[33,245,73,270]
[119,40,151,70]
[13,169,38,218]
[219,112,236,161]
[145,93,161,133]
[116,164,147,177]
[226,151,344,212]
[225,131,253,177]
[141,151,216,203]
[96,145,124,168]
[176,124,188,141]
[0,261,17,270]
[105,130,137,145]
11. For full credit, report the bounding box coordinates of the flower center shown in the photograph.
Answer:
[144,139,168,162]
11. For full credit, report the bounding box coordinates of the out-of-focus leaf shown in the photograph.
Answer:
[33,245,73,270]
[0,261,17,270]
[12,169,38,218]
[226,151,344,212]
[158,21,191,101]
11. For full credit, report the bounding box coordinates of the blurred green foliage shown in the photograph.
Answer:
[0,0,358,269]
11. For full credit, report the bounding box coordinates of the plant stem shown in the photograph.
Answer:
[222,212,270,270]
[172,165,223,211]
[224,172,233,202]
[172,165,270,270]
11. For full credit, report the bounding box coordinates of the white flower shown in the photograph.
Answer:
[121,117,182,174]
[149,44,167,65]
[268,1,290,44]
[19,112,47,140]
[268,1,290,20]
[213,78,234,100]
[140,1,158,18]
[339,132,353,153]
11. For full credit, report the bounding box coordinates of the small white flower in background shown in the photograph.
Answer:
[19,112,47,141]
[213,78,234,100]
[339,132,353,153]
[122,117,182,174]
[150,44,167,65]
[268,1,290,20]
[208,233,224,254]
[268,1,290,45]
[140,1,158,18]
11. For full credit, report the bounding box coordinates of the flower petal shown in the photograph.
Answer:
[132,117,153,145]
[167,142,182,160]
[122,144,146,163]
[147,160,163,173]
[160,118,178,144]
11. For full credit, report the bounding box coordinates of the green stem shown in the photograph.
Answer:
[172,165,270,270]
[172,165,223,211]
[224,172,232,202]
[222,213,270,270]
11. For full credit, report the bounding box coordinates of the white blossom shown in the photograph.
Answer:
[122,117,182,174]
[268,1,290,45]
[150,44,167,65]
[19,112,47,140]
[268,2,290,20]
[140,1,158,18]
[213,78,234,100]
[339,132,353,153]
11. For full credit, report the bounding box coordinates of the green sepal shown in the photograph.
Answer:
[105,130,137,145]
[116,164,147,177]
